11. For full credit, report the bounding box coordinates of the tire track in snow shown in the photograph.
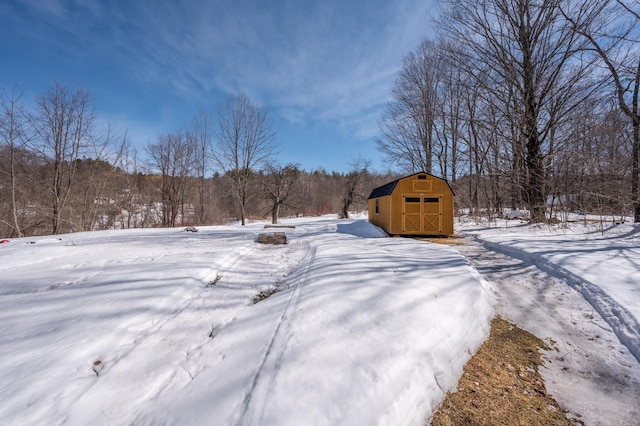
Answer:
[61,239,265,424]
[152,238,311,400]
[83,241,259,388]
[235,240,317,426]
[471,235,640,364]
[117,240,260,378]
[213,241,259,285]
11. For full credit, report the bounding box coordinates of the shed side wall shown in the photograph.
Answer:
[368,196,392,233]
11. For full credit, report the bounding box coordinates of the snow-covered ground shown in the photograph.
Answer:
[459,217,640,363]
[458,217,640,425]
[0,216,493,425]
[2,215,639,425]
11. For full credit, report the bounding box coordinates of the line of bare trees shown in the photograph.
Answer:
[1,84,392,238]
[377,0,639,222]
[0,83,128,237]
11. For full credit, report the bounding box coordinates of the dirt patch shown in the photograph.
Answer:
[414,236,467,245]
[252,286,280,304]
[431,317,581,426]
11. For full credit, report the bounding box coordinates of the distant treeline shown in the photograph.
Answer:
[0,85,397,237]
[0,138,397,237]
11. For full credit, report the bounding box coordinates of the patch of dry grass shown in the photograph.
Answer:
[430,317,580,426]
[414,236,466,245]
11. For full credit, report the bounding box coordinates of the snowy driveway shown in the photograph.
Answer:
[460,221,640,363]
[457,220,640,426]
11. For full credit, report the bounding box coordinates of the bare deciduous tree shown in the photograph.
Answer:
[213,93,276,225]
[377,39,442,174]
[147,131,195,227]
[440,0,594,222]
[75,123,128,231]
[0,87,28,237]
[561,0,640,222]
[31,83,94,234]
[340,158,370,219]
[262,163,300,224]
[434,44,466,183]
[188,108,214,224]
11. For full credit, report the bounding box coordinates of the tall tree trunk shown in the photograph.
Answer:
[240,180,247,226]
[52,157,62,234]
[522,13,547,223]
[9,141,23,237]
[2,91,25,237]
[632,58,640,222]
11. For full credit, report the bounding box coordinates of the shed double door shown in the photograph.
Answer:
[402,194,442,233]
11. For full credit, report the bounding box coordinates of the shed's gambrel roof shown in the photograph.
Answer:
[368,180,398,199]
[367,172,455,199]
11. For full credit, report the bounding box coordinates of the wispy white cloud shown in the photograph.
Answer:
[103,0,434,133]
[5,0,436,164]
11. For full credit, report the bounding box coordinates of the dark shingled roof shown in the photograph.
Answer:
[367,172,455,199]
[368,180,398,199]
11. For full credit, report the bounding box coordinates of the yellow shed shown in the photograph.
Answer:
[367,172,455,236]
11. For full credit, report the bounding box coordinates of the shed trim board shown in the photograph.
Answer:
[367,172,454,236]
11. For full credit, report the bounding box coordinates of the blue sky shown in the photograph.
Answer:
[1,0,436,173]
